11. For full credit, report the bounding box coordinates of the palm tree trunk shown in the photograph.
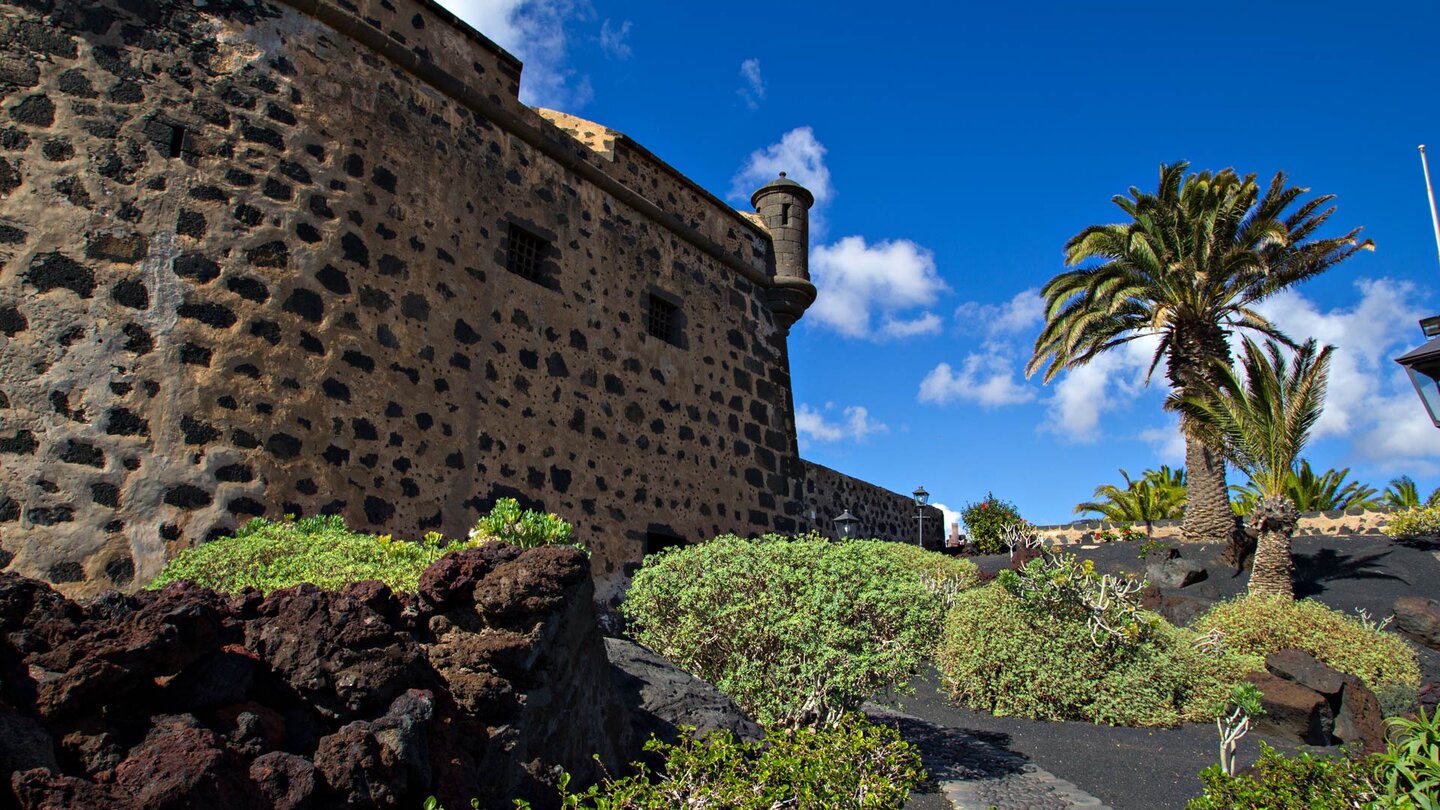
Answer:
[1182,430,1237,543]
[1246,496,1298,599]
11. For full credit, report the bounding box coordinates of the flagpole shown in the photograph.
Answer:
[1422,145,1440,267]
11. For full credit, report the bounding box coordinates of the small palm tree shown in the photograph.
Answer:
[1380,476,1440,510]
[1229,461,1378,515]
[1029,163,1371,550]
[1170,338,1334,599]
[1075,466,1187,531]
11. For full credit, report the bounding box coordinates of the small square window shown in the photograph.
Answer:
[646,295,678,344]
[506,224,548,285]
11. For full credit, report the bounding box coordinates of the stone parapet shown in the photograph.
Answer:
[1032,507,1396,546]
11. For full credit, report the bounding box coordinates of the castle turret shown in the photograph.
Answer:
[751,173,816,330]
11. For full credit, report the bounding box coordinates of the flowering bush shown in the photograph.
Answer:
[1089,524,1147,543]
[961,493,1026,554]
[1383,505,1440,539]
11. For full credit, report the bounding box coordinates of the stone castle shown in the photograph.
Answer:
[0,0,939,601]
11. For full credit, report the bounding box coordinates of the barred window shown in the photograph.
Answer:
[506,223,548,285]
[646,295,678,344]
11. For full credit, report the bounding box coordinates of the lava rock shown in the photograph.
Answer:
[1145,556,1208,589]
[1393,596,1440,651]
[1245,671,1334,746]
[605,637,762,745]
[1333,680,1387,754]
[1265,649,1350,697]
[249,751,317,810]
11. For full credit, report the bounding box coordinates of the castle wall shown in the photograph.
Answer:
[801,461,944,550]
[0,0,922,601]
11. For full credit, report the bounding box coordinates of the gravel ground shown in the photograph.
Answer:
[892,533,1440,810]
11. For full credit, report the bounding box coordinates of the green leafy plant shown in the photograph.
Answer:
[1075,467,1187,528]
[1385,505,1440,540]
[147,515,468,594]
[1170,338,1335,600]
[622,534,952,728]
[1137,538,1169,559]
[996,552,1155,647]
[961,493,1025,554]
[1028,161,1372,545]
[1376,707,1440,809]
[1193,595,1421,692]
[506,714,923,810]
[1213,683,1265,777]
[468,497,579,550]
[1186,742,1381,809]
[1381,475,1440,510]
[1230,460,1379,516]
[936,580,1257,726]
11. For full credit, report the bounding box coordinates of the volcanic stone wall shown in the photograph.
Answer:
[0,0,923,601]
[802,461,944,550]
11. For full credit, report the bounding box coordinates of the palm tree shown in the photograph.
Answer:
[1170,338,1334,599]
[1229,461,1378,515]
[1380,476,1440,510]
[1075,466,1187,531]
[1028,163,1372,552]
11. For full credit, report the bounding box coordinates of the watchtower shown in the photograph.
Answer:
[751,173,816,331]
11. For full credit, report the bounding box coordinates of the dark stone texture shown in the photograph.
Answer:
[604,637,762,746]
[1394,596,1440,651]
[1244,671,1333,746]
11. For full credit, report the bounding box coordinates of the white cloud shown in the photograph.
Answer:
[732,129,945,339]
[918,352,1035,408]
[599,18,632,59]
[738,58,765,109]
[1252,278,1440,466]
[1039,333,1164,443]
[809,236,947,340]
[955,288,1045,338]
[436,0,593,109]
[1138,420,1186,466]
[930,501,963,539]
[795,403,889,443]
[730,126,834,215]
[881,313,943,339]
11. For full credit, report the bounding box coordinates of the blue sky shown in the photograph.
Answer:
[437,0,1440,528]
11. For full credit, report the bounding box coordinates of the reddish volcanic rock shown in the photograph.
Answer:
[0,543,638,810]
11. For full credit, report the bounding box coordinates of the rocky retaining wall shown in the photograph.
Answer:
[0,542,634,809]
[1033,507,1395,546]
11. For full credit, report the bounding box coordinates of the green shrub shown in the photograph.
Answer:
[1384,505,1440,539]
[149,501,579,595]
[1376,707,1440,808]
[936,580,1257,726]
[467,497,578,550]
[147,515,467,594]
[511,714,924,810]
[1186,742,1381,809]
[961,492,1025,554]
[996,553,1156,647]
[1193,595,1421,691]
[622,534,949,728]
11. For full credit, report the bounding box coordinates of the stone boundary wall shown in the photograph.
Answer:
[1033,507,1396,545]
[800,461,945,550]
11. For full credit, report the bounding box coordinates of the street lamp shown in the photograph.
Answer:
[833,509,860,540]
[1396,331,1440,428]
[912,486,929,547]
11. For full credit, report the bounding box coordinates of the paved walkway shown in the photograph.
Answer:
[867,705,1112,810]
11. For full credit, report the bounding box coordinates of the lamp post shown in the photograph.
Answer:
[1397,331,1440,428]
[1397,146,1440,427]
[912,486,929,548]
[834,509,860,540]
